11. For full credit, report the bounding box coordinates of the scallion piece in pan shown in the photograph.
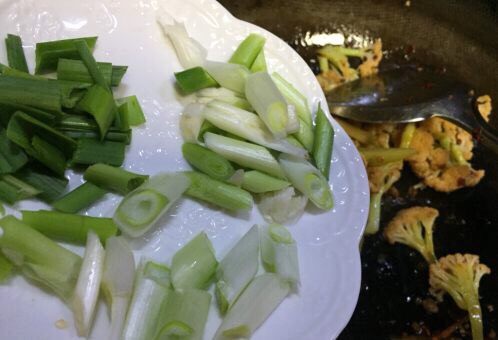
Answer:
[5,34,29,73]
[52,182,106,214]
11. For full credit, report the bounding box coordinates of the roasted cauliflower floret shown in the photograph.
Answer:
[476,95,492,122]
[429,254,491,340]
[407,117,485,192]
[384,206,439,263]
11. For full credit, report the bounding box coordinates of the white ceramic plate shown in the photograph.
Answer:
[0,0,369,339]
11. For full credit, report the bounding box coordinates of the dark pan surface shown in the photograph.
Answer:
[219,0,498,338]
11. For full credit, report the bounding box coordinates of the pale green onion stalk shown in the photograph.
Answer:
[122,261,171,340]
[227,169,245,187]
[72,231,105,337]
[204,61,250,94]
[271,72,313,126]
[279,153,334,210]
[157,15,206,69]
[216,225,259,315]
[171,232,218,290]
[260,224,300,289]
[196,87,253,111]
[180,103,205,143]
[203,100,307,158]
[102,236,135,340]
[214,273,290,339]
[258,187,308,224]
[114,172,190,237]
[241,170,290,194]
[286,104,300,134]
[245,71,291,139]
[204,132,286,179]
[154,289,211,340]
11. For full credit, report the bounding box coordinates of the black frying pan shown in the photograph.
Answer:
[219,1,498,338]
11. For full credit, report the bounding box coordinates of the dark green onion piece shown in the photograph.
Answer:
[21,210,117,244]
[35,36,97,74]
[62,130,131,145]
[0,75,61,112]
[175,67,218,94]
[15,167,68,202]
[0,175,41,204]
[312,104,334,179]
[56,115,131,144]
[55,80,92,109]
[0,101,57,124]
[0,252,13,283]
[184,171,253,212]
[71,138,126,167]
[0,62,6,73]
[229,34,266,69]
[31,135,67,176]
[182,143,235,181]
[116,96,146,126]
[52,182,106,214]
[75,40,109,90]
[1,66,46,80]
[0,128,28,174]
[57,58,112,85]
[84,163,149,195]
[114,104,130,132]
[111,65,128,87]
[77,84,117,138]
[5,34,29,73]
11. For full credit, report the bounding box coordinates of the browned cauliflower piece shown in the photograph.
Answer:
[368,161,402,194]
[384,206,439,263]
[476,95,492,122]
[358,39,383,78]
[316,69,344,92]
[407,117,485,192]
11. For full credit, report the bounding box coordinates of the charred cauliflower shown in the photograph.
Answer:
[429,254,491,340]
[384,206,439,263]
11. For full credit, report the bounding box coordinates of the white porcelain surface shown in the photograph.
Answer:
[0,0,369,339]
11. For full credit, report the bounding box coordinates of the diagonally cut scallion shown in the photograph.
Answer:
[114,172,190,237]
[179,103,205,143]
[116,95,146,126]
[71,138,126,167]
[241,170,290,194]
[84,163,149,195]
[204,61,250,94]
[279,153,334,210]
[15,167,68,203]
[312,104,334,179]
[72,231,105,337]
[111,65,128,87]
[77,84,117,138]
[5,34,29,73]
[102,236,135,340]
[182,142,235,181]
[175,67,218,94]
[203,100,307,158]
[271,72,313,126]
[250,49,267,73]
[21,210,118,244]
[170,231,218,290]
[293,118,314,153]
[204,132,286,179]
[196,87,253,111]
[52,181,106,214]
[216,225,259,315]
[229,33,266,69]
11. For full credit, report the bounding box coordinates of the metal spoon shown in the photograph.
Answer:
[326,66,498,151]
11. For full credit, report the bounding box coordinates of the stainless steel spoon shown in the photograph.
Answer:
[326,66,498,151]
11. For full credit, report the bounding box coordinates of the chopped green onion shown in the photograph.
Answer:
[102,236,136,340]
[0,62,6,73]
[57,58,112,85]
[84,163,149,195]
[57,115,131,144]
[171,232,218,290]
[116,96,146,126]
[365,191,382,235]
[229,34,266,69]
[72,231,105,337]
[312,105,334,179]
[241,170,290,194]
[122,261,171,340]
[111,65,128,87]
[62,130,131,144]
[35,36,97,74]
[279,153,334,210]
[260,224,300,287]
[204,132,286,179]
[336,117,372,144]
[155,290,211,340]
[250,49,267,73]
[245,72,290,139]
[204,61,250,94]
[114,172,190,237]
[0,101,57,125]
[197,120,223,142]
[5,34,29,73]
[196,87,253,111]
[0,75,61,112]
[203,100,307,158]
[318,56,329,73]
[184,171,253,212]
[293,118,314,152]
[0,216,82,302]
[52,182,106,214]
[216,225,259,314]
[77,84,117,138]
[175,67,218,94]
[182,142,235,181]
[0,175,41,204]
[21,210,118,244]
[15,167,68,202]
[214,273,290,339]
[71,138,126,167]
[359,147,416,166]
[75,39,109,90]
[400,123,416,148]
[271,72,313,126]
[31,135,67,176]
[0,252,13,283]
[0,128,28,174]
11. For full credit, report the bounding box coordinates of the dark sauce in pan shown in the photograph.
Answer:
[288,30,498,339]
